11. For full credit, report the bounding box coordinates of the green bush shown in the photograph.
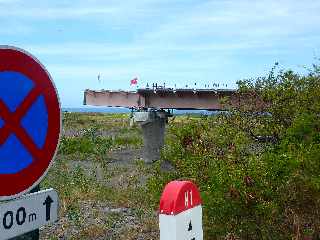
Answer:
[148,63,320,239]
[59,136,113,157]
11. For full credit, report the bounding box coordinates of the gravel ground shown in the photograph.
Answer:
[39,147,159,240]
[40,200,159,240]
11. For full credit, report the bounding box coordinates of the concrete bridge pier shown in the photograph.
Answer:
[133,110,171,163]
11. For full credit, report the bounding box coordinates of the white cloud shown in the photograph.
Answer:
[0,24,34,35]
[0,0,168,20]
[1,0,319,107]
[140,0,320,44]
[23,40,284,63]
[3,0,319,49]
[0,0,21,3]
[0,7,117,19]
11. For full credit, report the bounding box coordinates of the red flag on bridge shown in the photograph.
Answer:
[130,77,138,85]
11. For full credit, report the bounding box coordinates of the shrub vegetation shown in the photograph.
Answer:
[148,63,320,239]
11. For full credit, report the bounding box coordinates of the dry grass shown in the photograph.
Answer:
[40,112,158,239]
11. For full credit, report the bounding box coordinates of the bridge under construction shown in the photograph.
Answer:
[84,88,237,110]
[84,87,239,163]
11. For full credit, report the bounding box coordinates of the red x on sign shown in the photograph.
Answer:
[0,46,61,200]
[0,86,42,158]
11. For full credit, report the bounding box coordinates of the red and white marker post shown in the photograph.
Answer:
[159,181,203,240]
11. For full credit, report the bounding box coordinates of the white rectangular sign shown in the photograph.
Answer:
[0,189,58,240]
[159,205,203,240]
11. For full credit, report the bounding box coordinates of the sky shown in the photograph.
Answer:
[0,0,319,107]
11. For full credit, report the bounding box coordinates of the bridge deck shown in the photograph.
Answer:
[84,88,238,110]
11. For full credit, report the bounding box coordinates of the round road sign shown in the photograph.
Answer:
[0,46,61,200]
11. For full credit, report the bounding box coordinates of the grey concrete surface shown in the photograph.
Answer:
[141,117,166,163]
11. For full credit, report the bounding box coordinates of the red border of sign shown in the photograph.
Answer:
[0,46,61,200]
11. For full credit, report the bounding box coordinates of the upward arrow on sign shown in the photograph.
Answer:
[43,195,54,221]
[188,221,192,231]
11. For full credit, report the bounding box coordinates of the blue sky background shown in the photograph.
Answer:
[1,0,319,107]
